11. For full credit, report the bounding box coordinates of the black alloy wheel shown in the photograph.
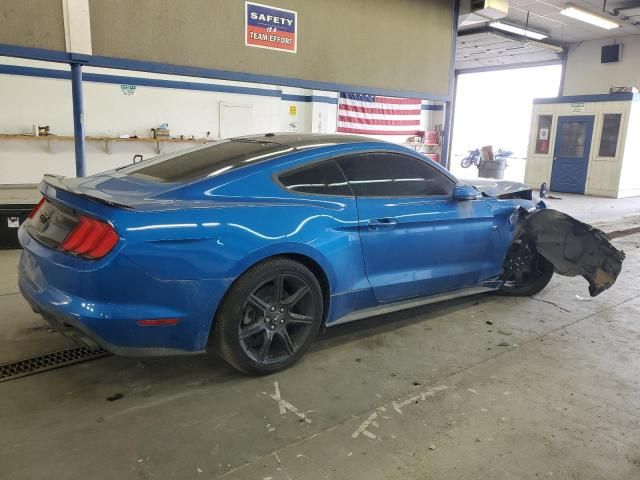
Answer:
[214,257,323,375]
[239,273,316,364]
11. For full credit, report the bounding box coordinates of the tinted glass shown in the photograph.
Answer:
[598,113,622,157]
[338,153,454,197]
[122,139,291,182]
[279,161,352,196]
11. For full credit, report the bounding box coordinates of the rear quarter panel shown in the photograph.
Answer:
[117,162,368,299]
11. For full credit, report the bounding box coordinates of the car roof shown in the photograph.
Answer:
[120,133,453,186]
[232,133,387,149]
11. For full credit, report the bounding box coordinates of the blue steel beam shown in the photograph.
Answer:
[70,63,86,177]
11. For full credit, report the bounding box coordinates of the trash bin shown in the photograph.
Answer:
[478,159,507,179]
[0,204,33,249]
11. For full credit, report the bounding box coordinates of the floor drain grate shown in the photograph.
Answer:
[0,347,110,383]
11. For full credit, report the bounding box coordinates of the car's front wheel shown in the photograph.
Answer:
[498,238,554,297]
[214,257,323,375]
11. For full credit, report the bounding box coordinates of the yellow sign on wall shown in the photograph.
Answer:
[289,105,297,116]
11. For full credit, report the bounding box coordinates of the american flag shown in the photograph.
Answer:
[336,93,422,136]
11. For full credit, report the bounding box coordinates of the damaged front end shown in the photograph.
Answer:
[514,208,625,297]
[468,179,533,200]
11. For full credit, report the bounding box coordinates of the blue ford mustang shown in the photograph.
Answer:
[18,134,624,374]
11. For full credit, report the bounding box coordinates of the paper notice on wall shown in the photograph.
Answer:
[289,105,297,116]
[7,217,20,228]
[539,128,549,140]
[246,2,297,53]
[121,84,136,96]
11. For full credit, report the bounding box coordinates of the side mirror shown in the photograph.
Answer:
[453,184,481,200]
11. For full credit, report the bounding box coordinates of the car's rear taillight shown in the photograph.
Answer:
[28,197,46,219]
[60,215,119,259]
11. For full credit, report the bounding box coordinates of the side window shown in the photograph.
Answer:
[337,153,454,197]
[278,160,353,196]
[535,115,552,154]
[598,113,622,157]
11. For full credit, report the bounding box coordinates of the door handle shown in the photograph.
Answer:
[368,218,398,230]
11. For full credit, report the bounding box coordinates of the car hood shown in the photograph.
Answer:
[463,179,533,200]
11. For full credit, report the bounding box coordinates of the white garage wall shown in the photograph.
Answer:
[563,35,640,96]
[618,100,640,197]
[0,57,440,185]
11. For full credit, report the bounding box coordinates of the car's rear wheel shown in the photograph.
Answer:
[498,237,554,297]
[214,257,323,375]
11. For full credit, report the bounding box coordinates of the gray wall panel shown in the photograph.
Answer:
[0,0,66,51]
[89,0,453,97]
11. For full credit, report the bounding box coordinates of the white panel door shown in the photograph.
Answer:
[219,102,254,139]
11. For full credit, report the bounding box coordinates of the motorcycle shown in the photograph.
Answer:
[460,149,481,168]
[461,148,513,168]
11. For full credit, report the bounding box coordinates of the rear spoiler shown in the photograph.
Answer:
[40,175,135,210]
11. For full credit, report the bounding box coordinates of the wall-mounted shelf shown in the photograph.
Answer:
[0,134,212,155]
[403,142,440,152]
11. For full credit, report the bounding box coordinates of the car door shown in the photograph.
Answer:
[338,152,498,303]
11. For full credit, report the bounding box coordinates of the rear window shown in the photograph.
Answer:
[121,139,292,182]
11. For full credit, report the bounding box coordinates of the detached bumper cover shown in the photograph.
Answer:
[517,209,625,296]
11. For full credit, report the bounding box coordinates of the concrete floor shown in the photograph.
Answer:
[1,205,640,479]
[541,192,640,224]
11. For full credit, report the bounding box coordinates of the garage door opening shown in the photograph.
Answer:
[450,65,562,183]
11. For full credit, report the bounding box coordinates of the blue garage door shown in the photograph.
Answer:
[550,115,594,194]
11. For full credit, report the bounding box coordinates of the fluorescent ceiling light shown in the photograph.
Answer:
[490,21,548,40]
[560,4,619,30]
[525,39,564,54]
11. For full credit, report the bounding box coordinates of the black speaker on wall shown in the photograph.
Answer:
[601,44,621,63]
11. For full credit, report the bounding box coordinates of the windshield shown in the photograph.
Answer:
[120,139,293,183]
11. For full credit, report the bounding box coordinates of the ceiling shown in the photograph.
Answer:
[503,0,640,42]
[456,0,640,71]
[456,30,564,71]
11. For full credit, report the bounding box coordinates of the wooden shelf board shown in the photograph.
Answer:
[0,134,211,143]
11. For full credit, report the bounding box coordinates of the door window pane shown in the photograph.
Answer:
[535,115,552,154]
[558,122,587,158]
[337,153,454,197]
[279,161,353,196]
[598,114,622,157]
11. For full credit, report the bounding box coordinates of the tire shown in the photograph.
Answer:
[497,238,554,297]
[461,157,473,168]
[213,257,324,375]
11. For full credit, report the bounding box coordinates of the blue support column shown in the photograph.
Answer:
[441,74,458,170]
[558,51,568,96]
[70,62,87,177]
[441,101,452,170]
